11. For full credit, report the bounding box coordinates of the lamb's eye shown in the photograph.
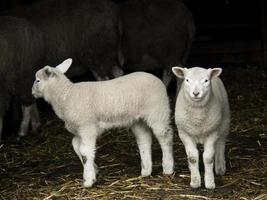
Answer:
[186,79,189,82]
[204,79,209,83]
[36,79,40,84]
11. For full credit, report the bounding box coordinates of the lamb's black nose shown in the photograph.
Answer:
[193,92,199,97]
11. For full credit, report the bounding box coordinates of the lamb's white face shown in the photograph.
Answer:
[32,78,42,98]
[172,66,222,102]
[32,58,73,98]
[32,67,53,98]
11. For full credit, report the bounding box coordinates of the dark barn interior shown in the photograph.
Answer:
[0,0,266,199]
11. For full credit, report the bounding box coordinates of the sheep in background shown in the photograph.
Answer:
[6,0,123,81]
[0,0,122,140]
[0,16,44,142]
[118,0,195,88]
[172,66,230,189]
[32,58,174,187]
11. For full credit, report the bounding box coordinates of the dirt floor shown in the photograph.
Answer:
[0,66,266,200]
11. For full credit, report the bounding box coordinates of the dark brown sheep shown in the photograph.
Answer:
[119,0,195,87]
[0,16,44,142]
[8,0,122,80]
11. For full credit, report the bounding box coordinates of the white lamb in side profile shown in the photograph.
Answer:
[172,66,230,189]
[32,58,174,187]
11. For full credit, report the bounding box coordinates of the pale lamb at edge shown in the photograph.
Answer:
[32,59,174,187]
[172,66,230,189]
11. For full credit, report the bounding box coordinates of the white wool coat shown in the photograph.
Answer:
[175,77,230,144]
[43,71,170,134]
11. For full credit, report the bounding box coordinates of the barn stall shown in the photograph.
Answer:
[0,0,267,199]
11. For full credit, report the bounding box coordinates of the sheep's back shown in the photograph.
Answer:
[120,0,193,70]
[8,0,119,78]
[67,72,168,125]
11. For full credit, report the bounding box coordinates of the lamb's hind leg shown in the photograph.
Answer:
[150,122,174,175]
[72,136,98,174]
[72,136,83,165]
[215,138,226,175]
[131,122,152,177]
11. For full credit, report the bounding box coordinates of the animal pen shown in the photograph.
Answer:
[0,0,267,199]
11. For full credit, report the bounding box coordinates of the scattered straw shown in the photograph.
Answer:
[0,66,266,199]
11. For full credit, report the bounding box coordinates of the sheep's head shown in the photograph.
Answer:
[172,66,222,102]
[32,58,72,98]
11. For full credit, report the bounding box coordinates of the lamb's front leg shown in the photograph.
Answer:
[79,126,99,187]
[203,134,218,189]
[215,137,226,175]
[179,131,201,188]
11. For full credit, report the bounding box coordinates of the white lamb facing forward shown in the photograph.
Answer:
[32,59,174,187]
[172,66,230,189]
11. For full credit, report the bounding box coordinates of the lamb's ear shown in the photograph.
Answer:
[172,66,186,79]
[208,68,222,78]
[42,67,54,80]
[55,58,72,74]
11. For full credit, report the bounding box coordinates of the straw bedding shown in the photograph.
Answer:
[0,65,266,200]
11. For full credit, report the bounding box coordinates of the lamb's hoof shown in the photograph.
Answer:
[190,177,201,189]
[141,168,152,177]
[205,174,216,189]
[83,178,96,188]
[163,168,174,175]
[163,163,174,175]
[215,166,226,176]
[205,181,216,190]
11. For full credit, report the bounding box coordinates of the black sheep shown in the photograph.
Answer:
[8,0,123,80]
[119,0,195,87]
[0,16,44,142]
